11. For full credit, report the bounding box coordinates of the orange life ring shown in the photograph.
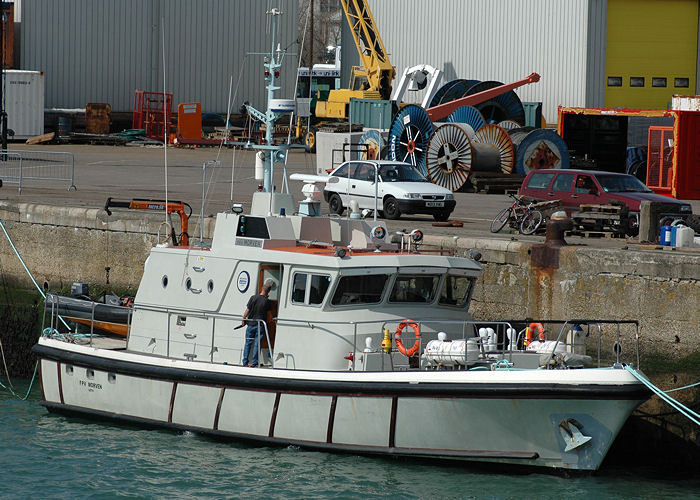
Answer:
[525,322,544,346]
[395,320,421,357]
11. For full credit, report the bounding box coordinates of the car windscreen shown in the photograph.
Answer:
[596,174,652,193]
[379,164,427,182]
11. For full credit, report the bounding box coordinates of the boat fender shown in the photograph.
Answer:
[525,322,544,347]
[395,320,421,357]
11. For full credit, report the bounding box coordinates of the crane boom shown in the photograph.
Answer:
[340,0,395,99]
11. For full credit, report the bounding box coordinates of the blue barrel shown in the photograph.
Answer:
[57,117,72,137]
[659,225,672,246]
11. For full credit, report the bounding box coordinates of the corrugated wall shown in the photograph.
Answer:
[585,0,607,109]
[364,0,592,124]
[20,0,299,113]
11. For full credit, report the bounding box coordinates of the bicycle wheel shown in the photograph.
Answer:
[520,210,543,235]
[490,207,512,233]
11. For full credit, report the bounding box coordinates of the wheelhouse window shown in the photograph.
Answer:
[389,275,439,303]
[292,272,331,306]
[439,275,474,307]
[331,274,388,305]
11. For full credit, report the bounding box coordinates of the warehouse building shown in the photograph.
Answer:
[18,0,300,117]
[340,0,700,124]
[11,0,700,127]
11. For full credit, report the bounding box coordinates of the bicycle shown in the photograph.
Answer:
[490,193,544,235]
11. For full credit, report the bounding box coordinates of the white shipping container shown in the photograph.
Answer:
[4,69,44,140]
[671,95,700,111]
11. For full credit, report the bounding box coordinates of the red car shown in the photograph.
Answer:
[519,169,693,235]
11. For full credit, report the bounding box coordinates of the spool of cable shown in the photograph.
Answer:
[358,129,385,160]
[428,79,480,108]
[509,128,570,174]
[473,124,515,174]
[465,80,526,125]
[497,119,522,131]
[426,123,476,191]
[447,105,485,132]
[388,104,434,175]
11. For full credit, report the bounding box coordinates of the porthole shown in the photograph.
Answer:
[185,277,192,291]
[207,280,214,293]
[162,275,168,288]
[86,369,94,379]
[65,365,74,375]
[108,373,117,384]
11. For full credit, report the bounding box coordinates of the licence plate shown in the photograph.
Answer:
[426,201,444,207]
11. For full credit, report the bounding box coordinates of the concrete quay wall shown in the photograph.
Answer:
[0,201,698,359]
[425,234,700,358]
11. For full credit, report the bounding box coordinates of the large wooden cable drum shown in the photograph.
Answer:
[473,124,515,174]
[428,79,481,108]
[426,123,476,191]
[465,80,526,126]
[388,104,434,175]
[447,105,486,132]
[358,129,385,160]
[509,127,570,174]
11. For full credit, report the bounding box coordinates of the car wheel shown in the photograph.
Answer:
[383,196,401,220]
[684,214,700,234]
[328,193,344,215]
[433,211,451,222]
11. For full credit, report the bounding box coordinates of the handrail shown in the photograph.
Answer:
[44,297,642,371]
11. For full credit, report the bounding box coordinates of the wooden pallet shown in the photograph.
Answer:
[571,203,628,236]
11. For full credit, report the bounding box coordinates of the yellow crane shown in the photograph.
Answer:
[314,0,395,119]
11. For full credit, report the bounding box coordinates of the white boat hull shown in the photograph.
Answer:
[35,338,649,471]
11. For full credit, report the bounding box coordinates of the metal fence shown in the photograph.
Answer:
[0,150,77,193]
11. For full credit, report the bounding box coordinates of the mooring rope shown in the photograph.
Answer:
[663,380,700,393]
[0,360,37,401]
[625,365,700,427]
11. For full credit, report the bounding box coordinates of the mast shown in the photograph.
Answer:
[232,8,299,216]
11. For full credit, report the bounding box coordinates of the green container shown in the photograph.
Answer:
[523,102,542,128]
[349,98,393,130]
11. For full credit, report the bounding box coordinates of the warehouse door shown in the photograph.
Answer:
[605,0,698,109]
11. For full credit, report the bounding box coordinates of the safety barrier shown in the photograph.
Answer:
[0,150,77,193]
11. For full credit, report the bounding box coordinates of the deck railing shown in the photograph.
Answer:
[42,296,641,371]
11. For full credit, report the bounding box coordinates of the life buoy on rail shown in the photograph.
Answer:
[395,320,421,357]
[525,322,544,347]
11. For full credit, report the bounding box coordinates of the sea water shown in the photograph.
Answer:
[2,379,699,500]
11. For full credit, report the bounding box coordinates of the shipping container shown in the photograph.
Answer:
[5,70,44,139]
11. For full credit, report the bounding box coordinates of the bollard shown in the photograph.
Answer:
[545,211,573,247]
